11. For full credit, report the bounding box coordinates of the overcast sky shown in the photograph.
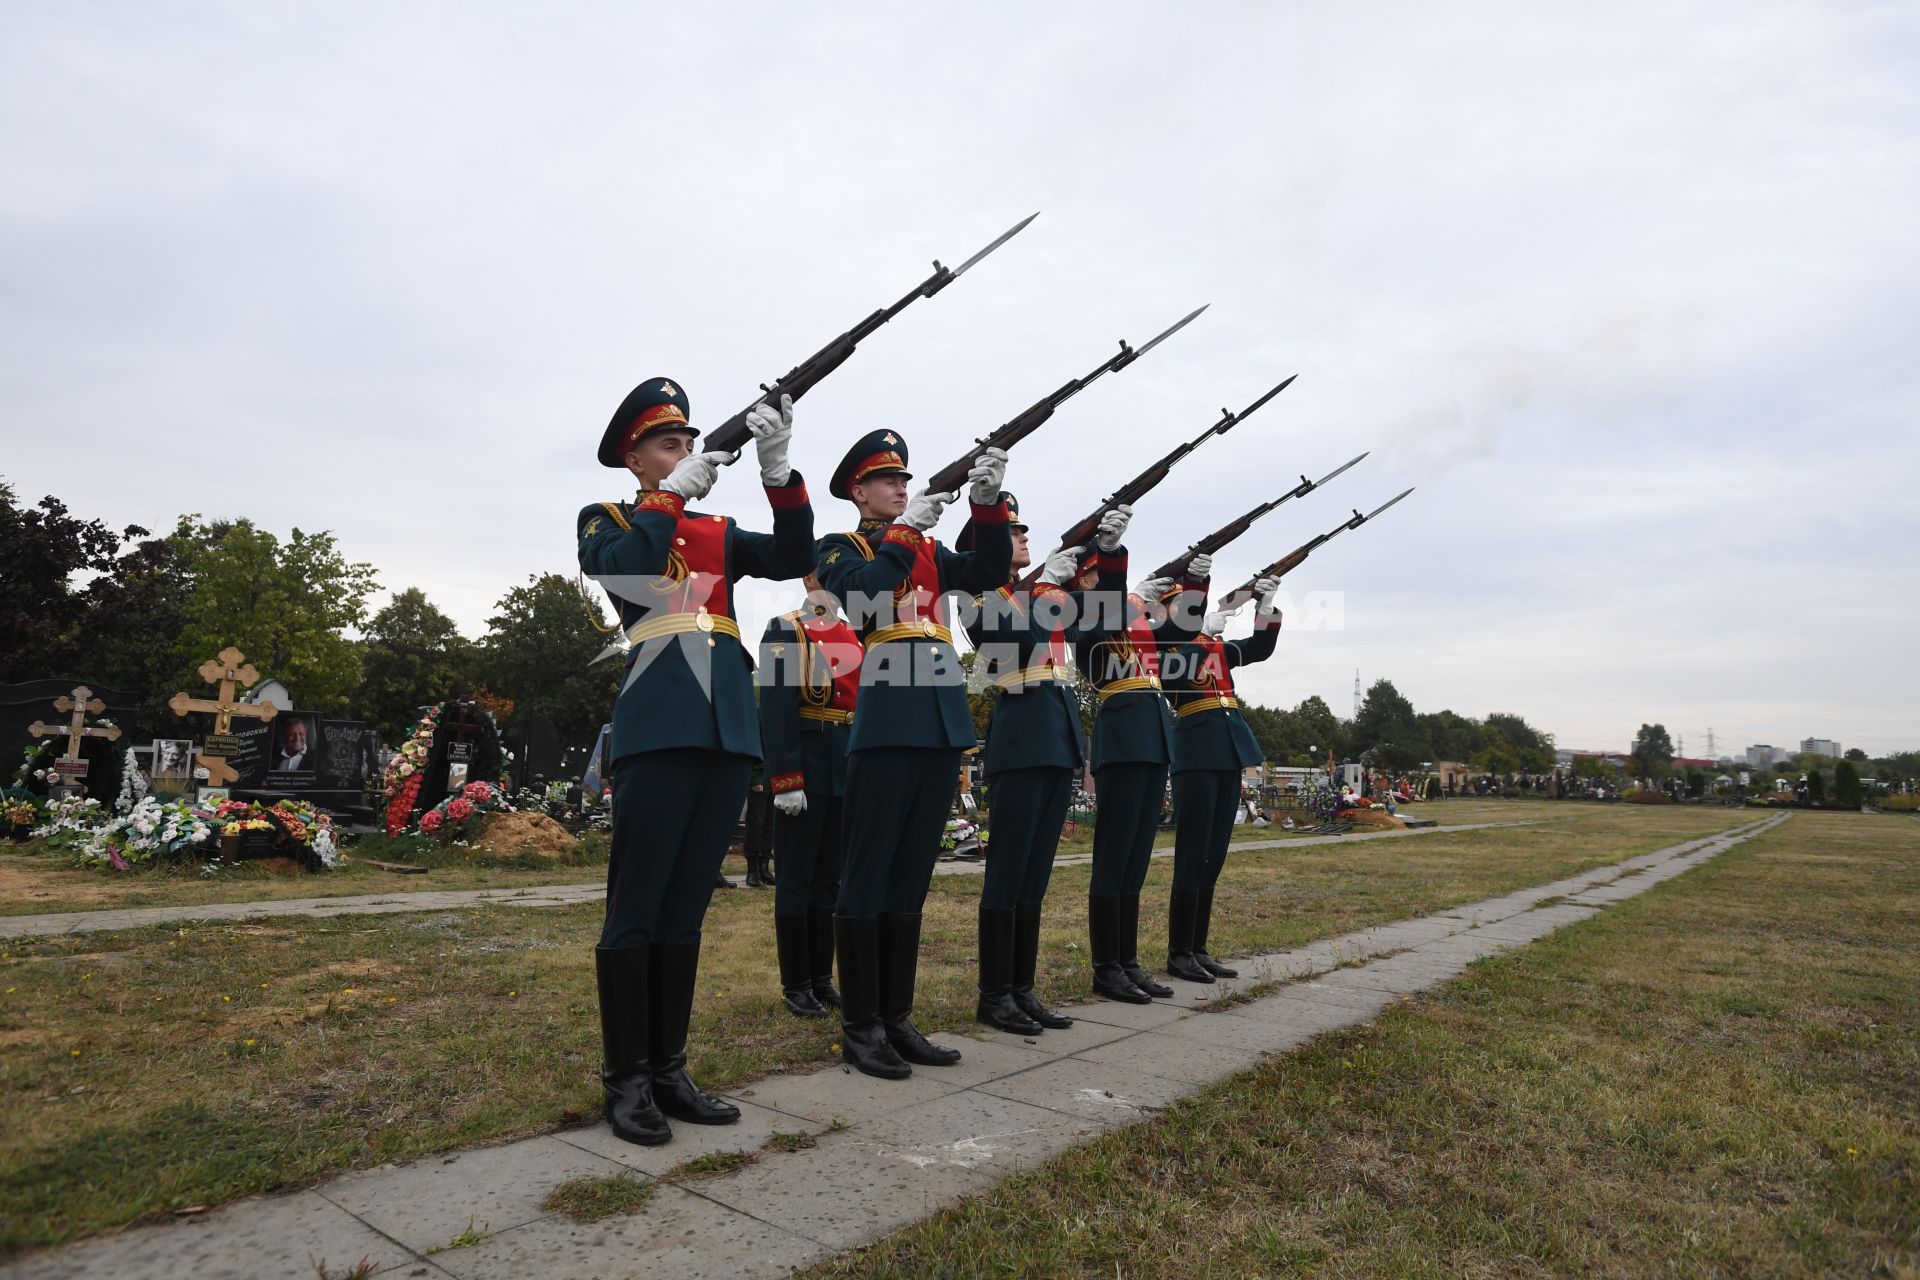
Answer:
[4,3,1916,755]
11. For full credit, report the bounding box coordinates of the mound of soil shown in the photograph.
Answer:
[1342,808,1407,830]
[472,811,577,857]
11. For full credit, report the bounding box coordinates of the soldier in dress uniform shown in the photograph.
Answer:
[959,497,1132,1033]
[756,575,861,1018]
[1157,573,1284,982]
[1071,551,1211,1002]
[815,430,1012,1079]
[578,378,815,1146]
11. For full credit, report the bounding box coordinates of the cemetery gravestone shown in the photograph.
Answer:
[505,714,562,792]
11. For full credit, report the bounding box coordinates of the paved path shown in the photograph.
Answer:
[0,817,1567,940]
[1,813,1784,1280]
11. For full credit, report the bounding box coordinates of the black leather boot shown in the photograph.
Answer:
[775,913,827,1017]
[976,906,1042,1034]
[1012,900,1073,1028]
[1117,893,1174,998]
[880,911,961,1066]
[648,939,741,1125]
[836,915,911,1079]
[1166,887,1214,983]
[594,946,670,1146]
[1089,893,1152,1004]
[714,868,736,890]
[807,905,840,1008]
[760,854,776,887]
[1193,885,1237,978]
[743,854,767,888]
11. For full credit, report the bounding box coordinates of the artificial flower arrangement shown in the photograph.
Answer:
[4,795,41,835]
[415,780,513,841]
[382,704,443,834]
[78,796,216,871]
[1298,773,1340,824]
[939,816,986,856]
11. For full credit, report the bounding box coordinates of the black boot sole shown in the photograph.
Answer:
[1092,970,1153,1004]
[1123,967,1176,999]
[783,991,829,1018]
[1167,956,1216,983]
[605,1099,672,1146]
[976,998,1043,1036]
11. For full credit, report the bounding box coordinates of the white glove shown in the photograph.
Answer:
[1133,575,1175,601]
[1252,575,1282,617]
[745,394,794,488]
[1187,552,1213,580]
[967,447,1010,505]
[1096,504,1132,553]
[898,487,951,532]
[774,790,807,816]
[658,450,735,501]
[1039,545,1085,586]
[1203,612,1226,636]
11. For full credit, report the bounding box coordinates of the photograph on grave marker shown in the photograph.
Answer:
[270,713,316,772]
[149,739,194,797]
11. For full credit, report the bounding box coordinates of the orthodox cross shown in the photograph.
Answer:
[442,700,487,765]
[29,685,123,792]
[168,647,279,786]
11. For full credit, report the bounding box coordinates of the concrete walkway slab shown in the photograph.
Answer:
[1,812,1787,1280]
[320,1135,625,1256]
[426,1183,820,1280]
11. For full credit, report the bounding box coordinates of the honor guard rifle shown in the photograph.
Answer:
[1217,487,1416,611]
[1149,451,1368,582]
[702,213,1039,455]
[922,305,1210,494]
[1012,373,1298,589]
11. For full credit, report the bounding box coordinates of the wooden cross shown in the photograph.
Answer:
[169,646,279,786]
[442,701,487,767]
[29,685,123,791]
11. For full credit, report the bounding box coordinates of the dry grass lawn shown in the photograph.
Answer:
[0,801,1732,1257]
[808,809,1920,1279]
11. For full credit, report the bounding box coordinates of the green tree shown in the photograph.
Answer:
[1476,727,1523,776]
[65,529,195,729]
[360,588,477,742]
[480,573,620,746]
[1351,679,1428,772]
[1291,695,1346,764]
[1419,709,1486,764]
[173,518,379,715]
[1239,702,1293,762]
[1833,759,1863,808]
[1630,723,1674,780]
[1486,711,1555,771]
[1844,747,1868,763]
[0,481,122,681]
[1807,769,1827,806]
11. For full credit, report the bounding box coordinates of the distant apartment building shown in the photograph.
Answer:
[1800,737,1842,759]
[1746,744,1784,768]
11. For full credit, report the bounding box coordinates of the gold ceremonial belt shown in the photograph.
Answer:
[798,706,854,725]
[1176,694,1240,719]
[1097,676,1163,702]
[624,608,742,646]
[867,621,955,647]
[995,663,1072,691]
